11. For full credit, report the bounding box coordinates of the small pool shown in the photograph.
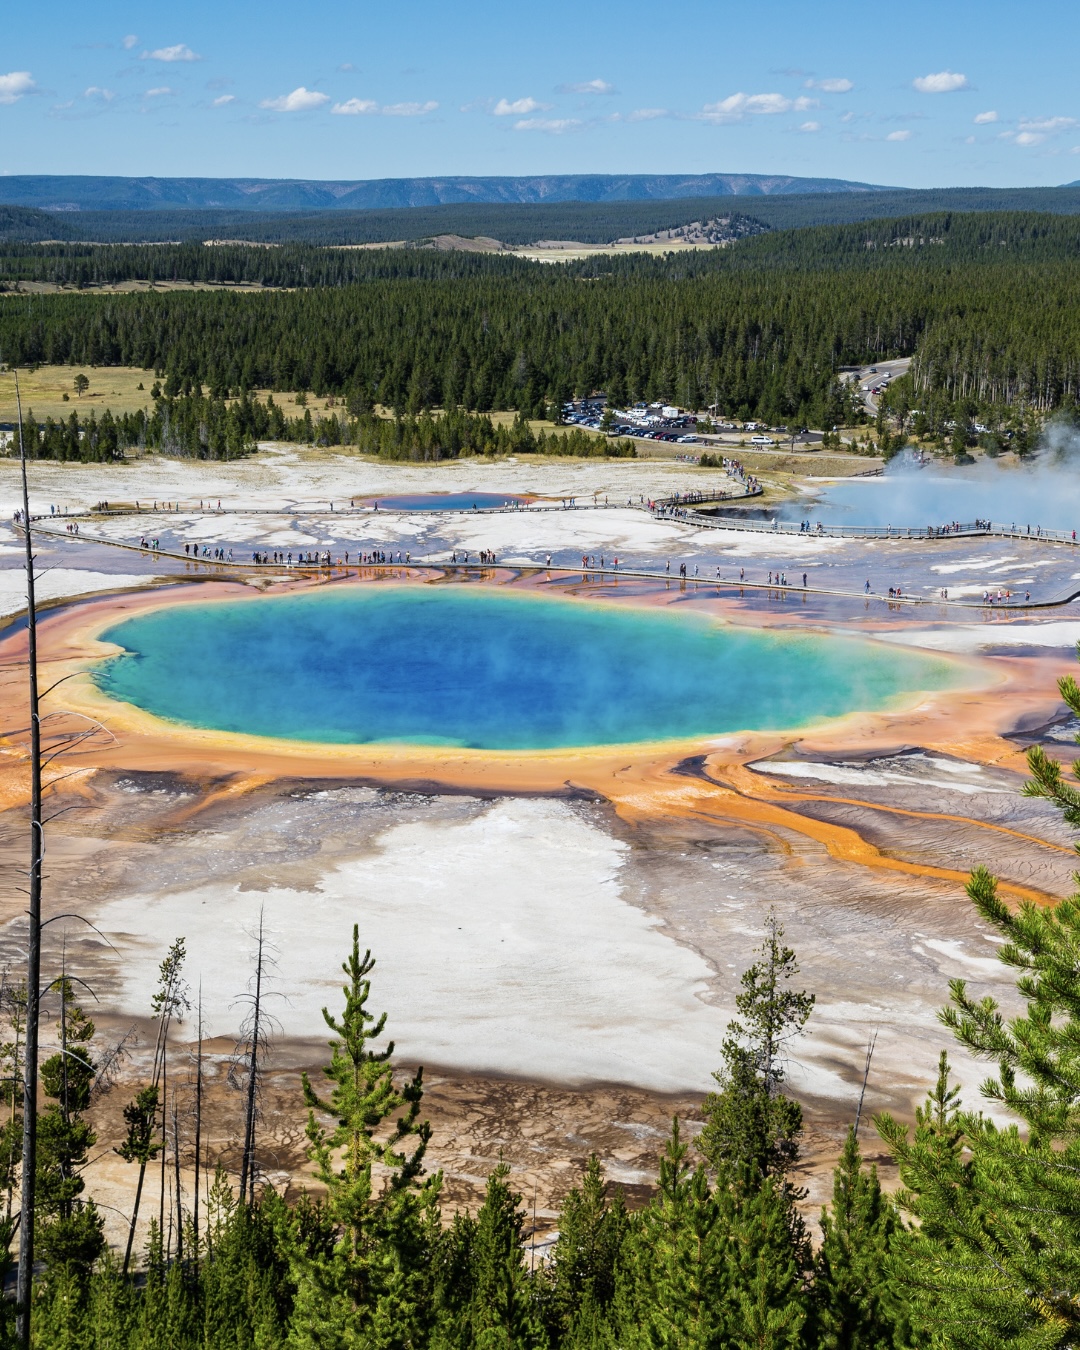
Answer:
[362,492,536,511]
[94,586,963,750]
[782,457,1080,533]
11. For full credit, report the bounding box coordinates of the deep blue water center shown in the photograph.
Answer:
[95,587,961,750]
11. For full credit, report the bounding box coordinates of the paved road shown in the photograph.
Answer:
[853,357,911,415]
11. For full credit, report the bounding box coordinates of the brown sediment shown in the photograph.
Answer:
[706,760,1078,857]
[0,573,1068,904]
[592,759,1058,906]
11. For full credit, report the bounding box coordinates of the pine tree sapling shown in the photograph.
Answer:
[36,979,105,1274]
[446,1163,544,1350]
[877,660,1080,1349]
[614,1116,812,1350]
[813,1125,911,1350]
[700,912,815,1189]
[293,927,440,1347]
[544,1154,628,1342]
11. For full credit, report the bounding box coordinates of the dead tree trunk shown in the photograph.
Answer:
[172,1098,182,1264]
[239,911,266,1206]
[15,371,43,1350]
[121,938,187,1275]
[159,1051,167,1244]
[193,988,203,1261]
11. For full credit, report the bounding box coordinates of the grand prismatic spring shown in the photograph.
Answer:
[93,586,963,749]
[1,448,1078,1241]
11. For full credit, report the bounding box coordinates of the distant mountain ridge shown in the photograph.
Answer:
[0,173,895,213]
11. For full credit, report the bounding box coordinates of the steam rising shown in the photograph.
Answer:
[795,422,1080,532]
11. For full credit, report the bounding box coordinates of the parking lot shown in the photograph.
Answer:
[561,399,824,456]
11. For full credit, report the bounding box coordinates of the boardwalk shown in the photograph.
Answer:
[15,496,1080,611]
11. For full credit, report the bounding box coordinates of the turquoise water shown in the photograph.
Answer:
[95,587,961,750]
[364,492,532,511]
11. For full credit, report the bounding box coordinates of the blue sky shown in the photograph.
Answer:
[2,0,1078,186]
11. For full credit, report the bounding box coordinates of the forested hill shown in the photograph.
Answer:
[734,209,1080,269]
[0,172,890,213]
[582,210,1080,277]
[2,209,1078,427]
[6,188,1080,246]
[0,240,537,289]
[1,210,1078,290]
[0,205,76,243]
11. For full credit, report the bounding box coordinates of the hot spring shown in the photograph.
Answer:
[783,454,1080,532]
[94,586,963,750]
[363,492,535,511]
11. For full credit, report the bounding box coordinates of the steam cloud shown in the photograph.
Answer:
[794,421,1080,531]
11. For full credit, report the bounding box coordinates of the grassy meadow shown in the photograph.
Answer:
[0,365,156,423]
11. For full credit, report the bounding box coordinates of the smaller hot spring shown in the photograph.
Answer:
[94,588,964,750]
[361,492,535,512]
[782,452,1080,533]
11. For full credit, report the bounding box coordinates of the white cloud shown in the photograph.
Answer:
[211,94,235,107]
[84,86,115,101]
[799,120,822,132]
[143,43,201,62]
[999,116,1078,149]
[913,70,969,94]
[1020,116,1077,133]
[381,100,437,116]
[122,34,139,50]
[332,97,437,117]
[886,129,912,141]
[332,98,378,115]
[805,77,853,93]
[965,134,976,144]
[143,86,174,98]
[260,86,330,112]
[974,110,997,124]
[626,107,668,121]
[698,91,815,123]
[558,79,615,95]
[493,96,548,116]
[513,117,582,133]
[0,71,35,105]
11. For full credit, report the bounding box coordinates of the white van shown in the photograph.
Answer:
[750,434,775,445]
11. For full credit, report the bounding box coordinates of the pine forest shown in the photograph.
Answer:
[2,211,1080,461]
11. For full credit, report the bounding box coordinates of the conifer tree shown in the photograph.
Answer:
[543,1154,628,1345]
[437,1162,544,1350]
[291,926,440,1348]
[699,913,815,1189]
[0,980,25,1316]
[877,664,1080,1348]
[879,893,1080,1348]
[35,978,104,1275]
[614,1118,730,1350]
[724,1176,809,1350]
[812,1125,912,1349]
[694,916,815,1347]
